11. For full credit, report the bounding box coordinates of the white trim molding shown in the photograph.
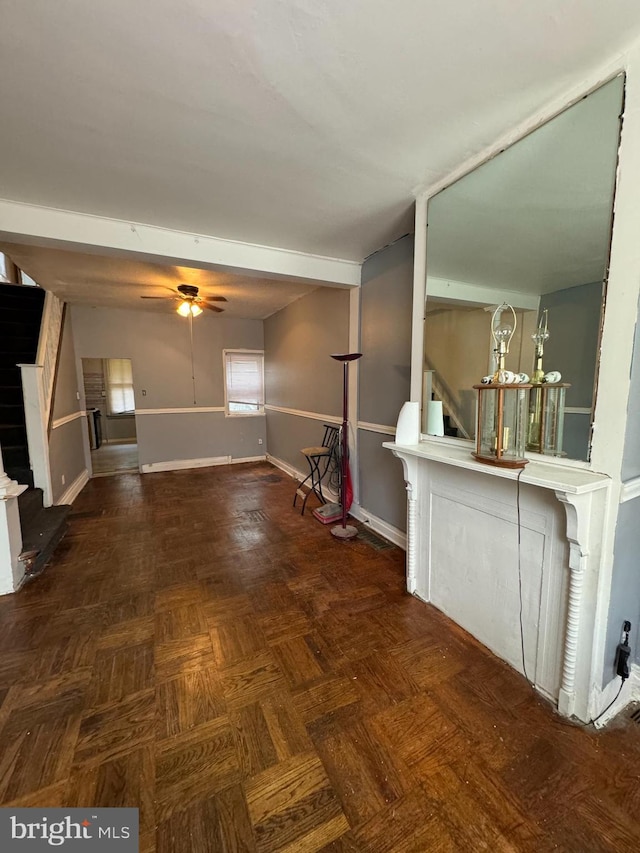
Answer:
[264,405,341,425]
[620,477,640,503]
[357,421,396,436]
[56,469,89,505]
[52,410,86,430]
[141,454,266,474]
[135,407,225,415]
[0,198,361,287]
[593,664,640,728]
[349,502,407,550]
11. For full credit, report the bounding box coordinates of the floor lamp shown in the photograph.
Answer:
[330,352,362,541]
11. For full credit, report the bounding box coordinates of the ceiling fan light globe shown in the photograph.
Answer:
[177,301,191,317]
[190,303,203,316]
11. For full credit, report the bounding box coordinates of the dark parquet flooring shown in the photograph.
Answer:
[0,462,639,852]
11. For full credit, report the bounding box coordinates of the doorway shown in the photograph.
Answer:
[81,357,139,475]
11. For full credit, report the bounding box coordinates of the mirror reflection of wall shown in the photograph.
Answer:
[423,75,624,461]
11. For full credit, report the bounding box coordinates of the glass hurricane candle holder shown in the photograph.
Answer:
[472,383,530,469]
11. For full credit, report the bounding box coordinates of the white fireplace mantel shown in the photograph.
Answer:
[384,438,611,722]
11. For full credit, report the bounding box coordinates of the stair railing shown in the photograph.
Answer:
[19,291,64,507]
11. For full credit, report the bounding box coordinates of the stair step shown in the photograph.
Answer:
[0,388,24,405]
[18,487,44,530]
[21,504,71,577]
[0,284,46,305]
[7,466,34,489]
[0,319,42,338]
[0,424,27,446]
[0,403,26,426]
[0,352,37,367]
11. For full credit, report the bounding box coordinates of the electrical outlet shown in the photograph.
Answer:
[142,389,147,396]
[61,474,65,486]
[258,438,263,445]
[615,620,632,680]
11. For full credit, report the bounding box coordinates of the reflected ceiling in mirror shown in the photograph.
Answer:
[423,75,624,461]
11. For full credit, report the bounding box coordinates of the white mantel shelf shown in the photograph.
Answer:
[382,439,610,494]
[384,436,612,723]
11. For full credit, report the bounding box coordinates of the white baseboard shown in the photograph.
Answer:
[266,454,339,501]
[592,663,640,728]
[349,502,407,550]
[141,454,267,474]
[56,469,90,505]
[141,456,230,473]
[267,454,306,482]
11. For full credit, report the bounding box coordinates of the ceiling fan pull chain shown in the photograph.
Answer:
[189,311,197,405]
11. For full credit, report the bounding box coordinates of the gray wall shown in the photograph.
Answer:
[264,286,349,475]
[49,309,87,502]
[70,306,266,465]
[605,293,640,672]
[621,300,640,481]
[606,500,640,675]
[358,235,414,530]
[539,280,602,460]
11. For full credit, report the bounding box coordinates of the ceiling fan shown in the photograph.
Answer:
[141,283,227,316]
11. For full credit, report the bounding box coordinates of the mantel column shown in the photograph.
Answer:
[554,489,597,720]
[392,450,420,594]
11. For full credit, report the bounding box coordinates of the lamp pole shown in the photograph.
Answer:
[330,353,362,540]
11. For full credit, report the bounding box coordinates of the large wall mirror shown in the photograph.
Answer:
[423,75,624,461]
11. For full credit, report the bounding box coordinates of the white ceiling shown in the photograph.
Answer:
[2,1,640,266]
[0,243,319,319]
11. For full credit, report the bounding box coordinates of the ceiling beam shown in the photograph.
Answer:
[0,199,361,287]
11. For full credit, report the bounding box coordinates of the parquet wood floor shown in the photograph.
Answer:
[0,462,639,852]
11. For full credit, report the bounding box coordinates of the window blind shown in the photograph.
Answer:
[224,351,264,413]
[106,358,135,415]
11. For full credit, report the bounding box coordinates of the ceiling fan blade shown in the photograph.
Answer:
[140,295,181,300]
[202,303,224,313]
[201,296,228,302]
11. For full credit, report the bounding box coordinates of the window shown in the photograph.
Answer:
[223,350,264,415]
[105,358,135,415]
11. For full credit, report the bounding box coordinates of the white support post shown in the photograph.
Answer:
[0,442,27,595]
[19,364,53,507]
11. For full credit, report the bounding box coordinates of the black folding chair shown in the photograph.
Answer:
[293,424,340,515]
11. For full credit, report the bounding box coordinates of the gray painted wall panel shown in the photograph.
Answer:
[71,306,263,410]
[604,498,640,675]
[359,235,413,428]
[71,306,264,465]
[562,414,592,462]
[136,412,265,466]
[621,295,640,481]
[49,418,87,503]
[266,410,339,484]
[49,311,87,502]
[538,281,602,410]
[52,310,82,420]
[358,235,413,529]
[264,287,349,415]
[105,415,136,441]
[358,429,407,532]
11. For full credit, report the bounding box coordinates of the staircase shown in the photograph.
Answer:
[0,282,71,578]
[0,283,44,486]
